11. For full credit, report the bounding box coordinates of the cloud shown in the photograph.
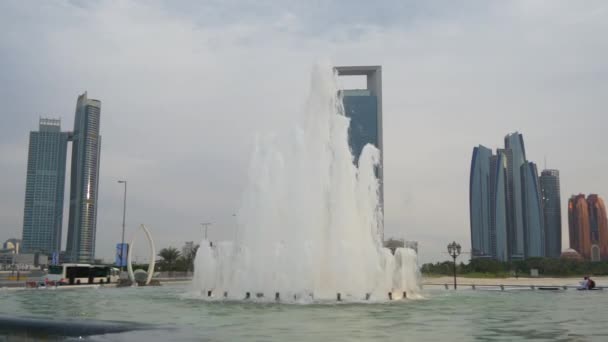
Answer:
[1,1,607,263]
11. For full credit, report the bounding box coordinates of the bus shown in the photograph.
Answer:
[47,264,120,285]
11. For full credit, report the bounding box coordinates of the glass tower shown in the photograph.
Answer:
[21,118,68,255]
[490,151,509,261]
[469,146,509,261]
[66,92,102,263]
[335,66,383,238]
[504,132,527,259]
[469,145,492,258]
[521,162,544,257]
[540,169,562,258]
[342,89,378,164]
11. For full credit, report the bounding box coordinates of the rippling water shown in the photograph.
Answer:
[0,284,606,341]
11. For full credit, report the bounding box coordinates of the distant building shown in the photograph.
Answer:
[521,162,544,257]
[470,132,547,261]
[469,146,508,261]
[560,248,583,261]
[66,92,102,263]
[587,195,608,261]
[182,241,195,257]
[504,132,527,259]
[335,66,383,238]
[384,238,404,255]
[2,239,21,254]
[404,241,419,253]
[21,118,69,255]
[540,170,562,258]
[569,194,591,260]
[490,151,509,261]
[470,145,492,258]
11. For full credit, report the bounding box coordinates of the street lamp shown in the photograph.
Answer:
[118,180,127,271]
[447,241,462,290]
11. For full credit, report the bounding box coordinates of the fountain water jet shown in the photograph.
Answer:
[192,64,421,302]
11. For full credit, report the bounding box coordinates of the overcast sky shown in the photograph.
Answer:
[1,1,607,264]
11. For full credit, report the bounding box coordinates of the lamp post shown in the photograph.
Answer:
[118,180,127,271]
[447,241,461,290]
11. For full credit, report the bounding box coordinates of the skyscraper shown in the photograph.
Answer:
[587,195,608,261]
[469,146,509,261]
[540,169,562,258]
[470,132,550,261]
[521,162,544,257]
[504,132,527,259]
[335,66,383,236]
[21,119,69,255]
[469,145,492,258]
[66,92,102,263]
[490,151,509,261]
[569,194,591,260]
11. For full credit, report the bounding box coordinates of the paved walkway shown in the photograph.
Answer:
[424,276,608,287]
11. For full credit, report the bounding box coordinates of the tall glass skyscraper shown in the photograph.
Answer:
[341,89,378,164]
[540,169,562,258]
[21,119,69,255]
[469,146,509,261]
[504,132,527,259]
[335,66,383,237]
[469,145,492,258]
[470,132,549,261]
[521,162,544,257]
[66,92,102,263]
[490,151,509,261]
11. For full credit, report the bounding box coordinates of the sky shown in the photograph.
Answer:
[1,0,607,264]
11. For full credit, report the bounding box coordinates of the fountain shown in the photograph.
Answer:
[192,64,421,302]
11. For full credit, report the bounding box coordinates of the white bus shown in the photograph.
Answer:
[47,264,119,285]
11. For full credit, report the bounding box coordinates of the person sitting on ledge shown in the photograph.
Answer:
[579,276,596,290]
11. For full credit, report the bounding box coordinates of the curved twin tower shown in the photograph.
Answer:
[192,64,420,302]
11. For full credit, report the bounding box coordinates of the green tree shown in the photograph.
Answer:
[158,247,181,272]
[176,244,200,273]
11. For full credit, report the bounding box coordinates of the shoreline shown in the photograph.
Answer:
[0,278,193,290]
[423,275,603,287]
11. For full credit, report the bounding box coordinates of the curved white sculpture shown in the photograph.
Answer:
[127,224,156,285]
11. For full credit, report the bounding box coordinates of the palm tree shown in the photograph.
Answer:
[185,244,199,273]
[158,247,181,273]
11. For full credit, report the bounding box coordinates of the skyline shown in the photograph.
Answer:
[1,1,608,264]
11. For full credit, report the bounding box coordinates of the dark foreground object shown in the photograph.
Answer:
[0,314,159,338]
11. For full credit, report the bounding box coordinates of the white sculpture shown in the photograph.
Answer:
[127,224,156,285]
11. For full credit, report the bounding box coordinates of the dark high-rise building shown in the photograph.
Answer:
[521,162,544,257]
[470,132,551,261]
[540,170,562,258]
[504,132,527,259]
[335,66,383,237]
[470,145,491,258]
[587,195,608,261]
[569,194,591,260]
[469,146,509,261]
[490,151,509,261]
[66,92,102,263]
[21,119,69,255]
